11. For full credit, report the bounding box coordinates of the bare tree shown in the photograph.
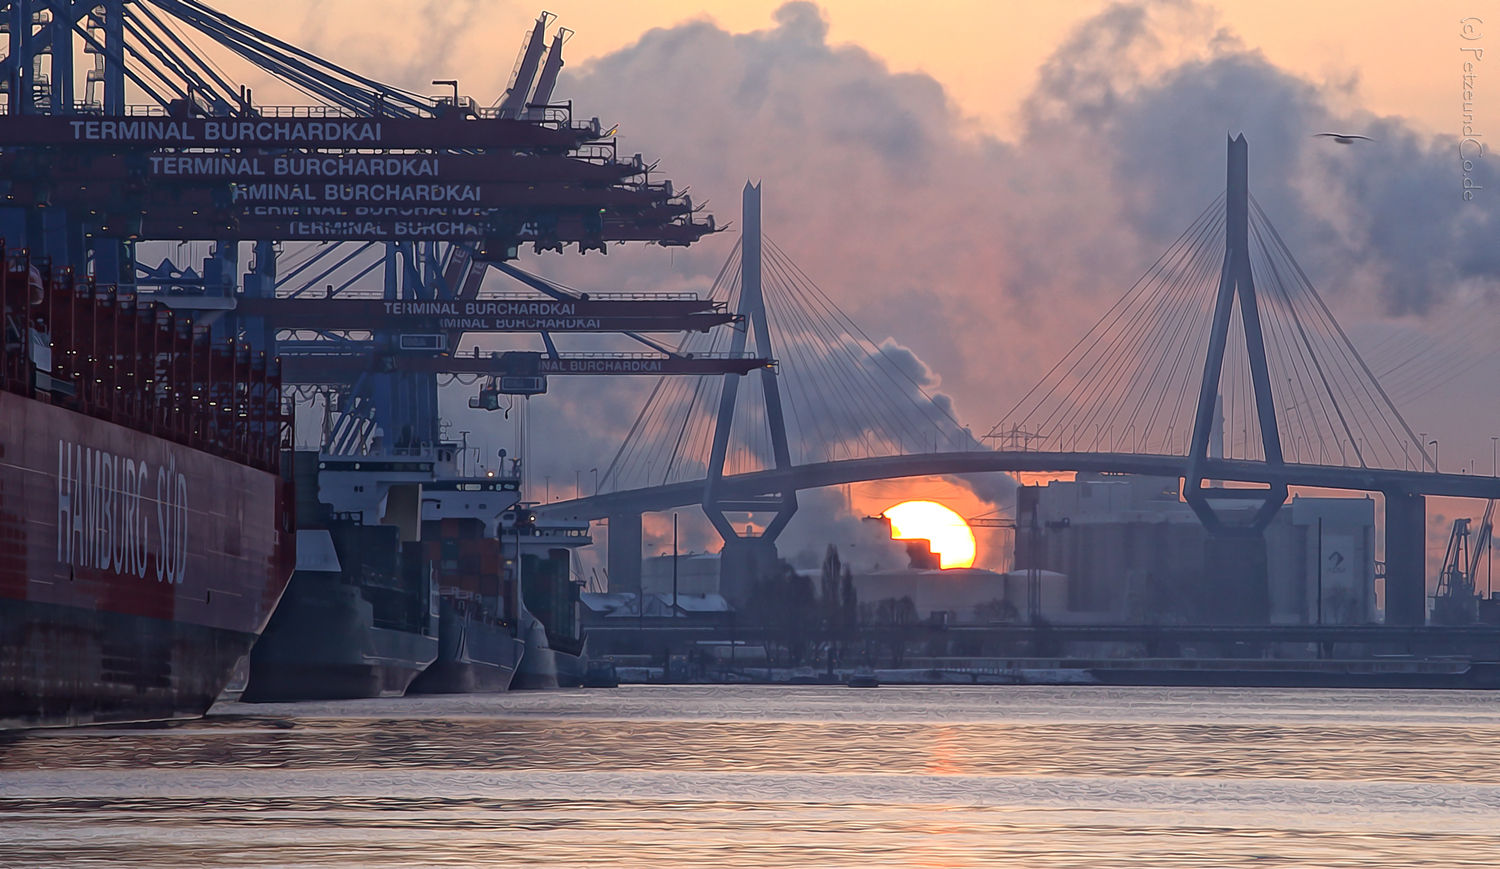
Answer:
[866,595,919,667]
[747,561,819,665]
[974,597,1020,623]
[817,545,861,669]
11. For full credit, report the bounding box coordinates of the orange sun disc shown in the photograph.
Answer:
[884,500,976,569]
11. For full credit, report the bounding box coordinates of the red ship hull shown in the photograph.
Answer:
[0,391,292,728]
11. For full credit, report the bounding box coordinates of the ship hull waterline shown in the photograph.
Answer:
[241,572,438,702]
[1,597,260,727]
[407,601,524,694]
[0,392,292,729]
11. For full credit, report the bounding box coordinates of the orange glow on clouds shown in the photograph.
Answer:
[884,501,976,569]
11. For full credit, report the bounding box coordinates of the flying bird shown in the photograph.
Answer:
[1312,133,1375,145]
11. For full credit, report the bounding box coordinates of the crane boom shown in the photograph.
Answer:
[1468,500,1495,581]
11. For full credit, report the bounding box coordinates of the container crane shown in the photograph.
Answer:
[1431,499,1494,625]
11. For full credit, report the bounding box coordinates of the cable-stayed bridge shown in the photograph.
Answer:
[541,137,1500,623]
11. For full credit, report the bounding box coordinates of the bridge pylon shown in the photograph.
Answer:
[1183,134,1288,537]
[703,182,797,606]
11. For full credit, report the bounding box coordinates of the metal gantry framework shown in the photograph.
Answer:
[0,4,711,250]
[0,2,762,457]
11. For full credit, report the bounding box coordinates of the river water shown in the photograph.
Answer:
[2,686,1499,867]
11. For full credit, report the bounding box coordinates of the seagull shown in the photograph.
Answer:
[1312,133,1375,145]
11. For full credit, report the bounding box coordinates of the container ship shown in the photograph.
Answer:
[0,253,294,729]
[509,510,591,689]
[244,451,583,699]
[407,513,525,694]
[242,452,442,701]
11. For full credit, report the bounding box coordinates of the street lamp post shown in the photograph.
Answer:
[591,468,599,496]
[1429,440,1439,474]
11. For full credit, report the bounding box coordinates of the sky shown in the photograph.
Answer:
[219,1,1478,141]
[198,0,1499,577]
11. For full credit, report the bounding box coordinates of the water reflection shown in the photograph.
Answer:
[3,686,1499,867]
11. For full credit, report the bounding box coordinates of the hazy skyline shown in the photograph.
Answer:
[198,1,1497,572]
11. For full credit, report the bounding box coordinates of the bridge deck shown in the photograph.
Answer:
[541,451,1500,519]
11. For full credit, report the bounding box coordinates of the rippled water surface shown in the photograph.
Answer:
[4,686,1500,867]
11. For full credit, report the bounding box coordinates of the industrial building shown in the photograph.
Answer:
[1015,474,1376,625]
[639,553,724,597]
[607,475,1377,630]
[850,567,1070,624]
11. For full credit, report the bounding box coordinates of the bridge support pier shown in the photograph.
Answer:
[702,182,797,608]
[1384,492,1427,625]
[1183,134,1287,536]
[1201,536,1270,624]
[718,534,781,611]
[607,512,643,595]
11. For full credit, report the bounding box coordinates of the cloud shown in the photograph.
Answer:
[258,1,1498,554]
[541,2,1487,425]
[513,1,1497,481]
[949,473,1020,513]
[772,486,909,573]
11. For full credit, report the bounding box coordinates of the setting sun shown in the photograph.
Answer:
[883,501,977,569]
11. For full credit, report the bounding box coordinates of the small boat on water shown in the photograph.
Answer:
[582,660,620,688]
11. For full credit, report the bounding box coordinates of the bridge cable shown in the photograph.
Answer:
[995,195,1225,449]
[1253,195,1426,467]
[1027,197,1224,451]
[761,248,900,459]
[765,237,974,447]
